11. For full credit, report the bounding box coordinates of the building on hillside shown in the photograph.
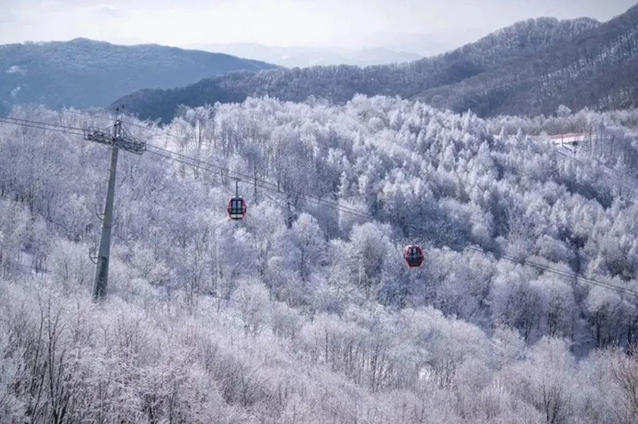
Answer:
[549,133,588,146]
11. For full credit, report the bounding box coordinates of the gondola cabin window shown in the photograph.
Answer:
[404,245,424,268]
[227,197,247,220]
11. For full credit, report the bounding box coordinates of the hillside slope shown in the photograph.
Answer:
[0,38,277,111]
[115,17,600,121]
[2,98,638,423]
[417,4,638,116]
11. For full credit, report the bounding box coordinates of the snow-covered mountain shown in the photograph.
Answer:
[416,4,638,116]
[116,15,604,121]
[0,38,277,112]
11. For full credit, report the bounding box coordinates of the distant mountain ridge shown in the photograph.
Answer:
[0,38,277,111]
[417,5,638,116]
[194,43,423,67]
[114,15,605,121]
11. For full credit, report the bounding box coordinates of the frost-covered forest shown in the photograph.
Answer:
[2,96,638,423]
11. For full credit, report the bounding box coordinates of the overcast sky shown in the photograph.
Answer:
[1,0,636,53]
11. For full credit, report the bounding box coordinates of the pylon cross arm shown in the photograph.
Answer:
[83,128,145,154]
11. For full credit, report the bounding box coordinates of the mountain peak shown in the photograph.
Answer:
[67,37,110,46]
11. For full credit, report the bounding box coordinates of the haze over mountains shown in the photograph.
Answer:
[194,43,423,68]
[0,38,276,112]
[115,4,638,122]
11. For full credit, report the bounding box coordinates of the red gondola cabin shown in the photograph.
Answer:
[404,245,424,268]
[227,196,247,220]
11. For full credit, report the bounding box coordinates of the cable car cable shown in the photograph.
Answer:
[0,117,85,137]
[0,115,88,132]
[2,115,638,298]
[62,109,185,140]
[145,146,638,297]
[145,143,379,219]
[5,115,637,298]
[145,147,375,221]
[143,149,638,299]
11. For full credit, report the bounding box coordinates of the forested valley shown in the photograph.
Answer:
[2,96,638,423]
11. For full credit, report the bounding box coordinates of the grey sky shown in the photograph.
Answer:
[0,0,636,54]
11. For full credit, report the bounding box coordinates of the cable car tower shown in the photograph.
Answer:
[85,109,145,301]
